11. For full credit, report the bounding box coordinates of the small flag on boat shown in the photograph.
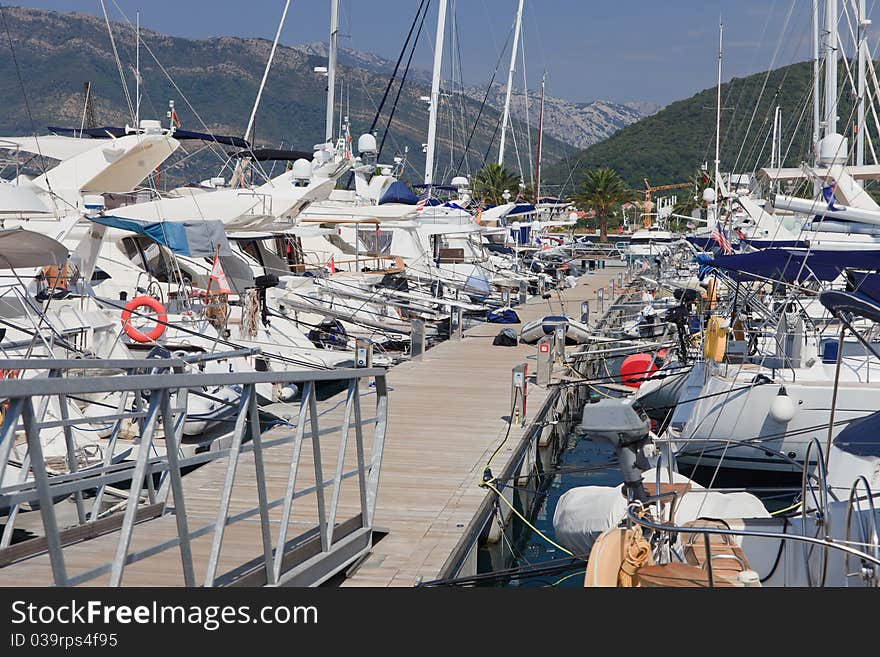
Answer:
[171,108,181,128]
[822,181,840,211]
[209,248,232,294]
[415,192,429,212]
[710,221,733,255]
[474,207,483,225]
[328,256,337,274]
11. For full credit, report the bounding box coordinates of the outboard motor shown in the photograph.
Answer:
[578,397,653,503]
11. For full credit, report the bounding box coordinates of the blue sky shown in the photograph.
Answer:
[8,1,839,106]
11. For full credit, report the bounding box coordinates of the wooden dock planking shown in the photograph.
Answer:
[0,265,622,587]
[343,266,622,586]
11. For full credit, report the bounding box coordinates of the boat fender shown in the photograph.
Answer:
[121,296,168,343]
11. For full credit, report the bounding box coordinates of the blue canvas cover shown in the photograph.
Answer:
[710,249,880,284]
[91,216,230,257]
[378,181,419,205]
[487,308,521,324]
[832,410,880,457]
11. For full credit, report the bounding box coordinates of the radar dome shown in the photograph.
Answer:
[290,159,313,182]
[702,188,717,204]
[357,133,378,155]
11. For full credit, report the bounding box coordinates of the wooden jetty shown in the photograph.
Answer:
[0,264,625,587]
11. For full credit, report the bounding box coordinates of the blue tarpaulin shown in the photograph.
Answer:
[378,181,419,205]
[90,216,230,258]
[487,308,521,324]
[709,249,880,283]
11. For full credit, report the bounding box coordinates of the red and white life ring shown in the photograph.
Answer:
[121,296,167,343]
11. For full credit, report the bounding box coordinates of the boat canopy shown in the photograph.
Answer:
[90,216,231,258]
[48,126,249,149]
[819,289,880,324]
[378,181,418,205]
[0,228,68,269]
[709,249,880,283]
[832,408,880,457]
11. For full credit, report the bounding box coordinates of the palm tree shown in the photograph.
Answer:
[472,163,522,206]
[570,168,636,242]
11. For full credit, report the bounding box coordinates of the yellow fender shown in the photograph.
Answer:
[703,316,728,362]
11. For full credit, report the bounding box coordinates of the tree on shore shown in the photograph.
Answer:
[570,168,636,242]
[472,163,522,206]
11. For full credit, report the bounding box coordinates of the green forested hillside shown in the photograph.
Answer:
[546,59,860,192]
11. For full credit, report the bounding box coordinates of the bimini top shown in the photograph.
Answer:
[90,216,230,258]
[710,248,880,284]
[832,409,880,457]
[0,228,68,269]
[378,181,419,205]
[819,289,880,324]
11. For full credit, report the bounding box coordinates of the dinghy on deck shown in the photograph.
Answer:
[519,315,591,345]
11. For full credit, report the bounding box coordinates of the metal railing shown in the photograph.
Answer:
[0,357,388,587]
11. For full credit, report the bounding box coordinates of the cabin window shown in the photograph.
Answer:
[119,236,174,282]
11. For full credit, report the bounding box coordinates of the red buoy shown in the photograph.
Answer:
[619,353,658,388]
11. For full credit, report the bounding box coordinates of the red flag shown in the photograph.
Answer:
[171,109,181,128]
[209,249,232,294]
[328,256,336,274]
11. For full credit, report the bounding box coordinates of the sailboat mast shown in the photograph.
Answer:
[714,22,723,204]
[243,0,291,145]
[424,0,448,186]
[135,10,140,127]
[498,0,525,167]
[534,73,545,204]
[326,0,339,143]
[857,0,867,166]
[825,0,838,136]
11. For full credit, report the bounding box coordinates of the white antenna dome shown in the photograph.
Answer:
[357,133,377,155]
[702,188,717,204]
[451,175,469,188]
[817,133,848,166]
[290,159,313,183]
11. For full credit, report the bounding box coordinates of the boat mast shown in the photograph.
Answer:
[534,72,546,204]
[498,0,525,167]
[825,0,838,137]
[857,0,868,166]
[135,10,140,127]
[424,0,448,186]
[243,0,291,146]
[326,0,339,143]
[714,22,723,209]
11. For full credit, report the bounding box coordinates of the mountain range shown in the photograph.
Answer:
[0,6,655,190]
[297,41,659,151]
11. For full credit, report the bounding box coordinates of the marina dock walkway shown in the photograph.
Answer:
[343,264,622,586]
[0,264,623,587]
